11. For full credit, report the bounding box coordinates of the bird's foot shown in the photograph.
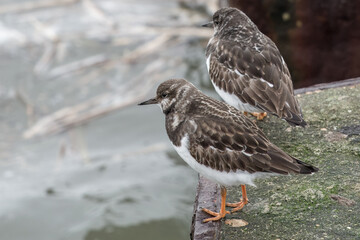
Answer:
[226,199,248,213]
[202,208,230,223]
[251,112,267,120]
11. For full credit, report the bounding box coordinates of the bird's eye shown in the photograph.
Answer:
[213,16,220,25]
[161,93,168,98]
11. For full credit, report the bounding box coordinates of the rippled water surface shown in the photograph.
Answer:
[0,0,215,239]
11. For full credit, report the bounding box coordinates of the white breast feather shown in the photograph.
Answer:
[206,54,211,71]
[211,82,260,113]
[172,135,273,187]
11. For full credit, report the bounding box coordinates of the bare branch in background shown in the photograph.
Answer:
[31,18,60,73]
[46,34,174,79]
[16,89,35,127]
[0,0,80,14]
[145,27,212,38]
[118,26,212,39]
[34,42,57,73]
[48,54,110,79]
[23,60,175,139]
[82,0,115,27]
[122,33,173,63]
[31,18,60,42]
[3,0,210,139]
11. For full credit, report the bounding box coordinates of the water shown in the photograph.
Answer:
[0,1,215,239]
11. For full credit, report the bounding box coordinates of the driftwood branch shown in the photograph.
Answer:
[34,42,57,73]
[48,54,110,79]
[120,26,212,38]
[46,33,175,79]
[16,89,35,127]
[121,33,173,63]
[0,0,80,14]
[23,60,174,139]
[82,0,115,27]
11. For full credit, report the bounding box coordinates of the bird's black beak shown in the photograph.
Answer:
[201,21,214,28]
[138,97,158,105]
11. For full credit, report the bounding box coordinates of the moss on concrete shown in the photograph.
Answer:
[221,85,360,240]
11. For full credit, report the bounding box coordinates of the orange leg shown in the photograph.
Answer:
[226,185,248,213]
[202,186,230,223]
[251,112,267,120]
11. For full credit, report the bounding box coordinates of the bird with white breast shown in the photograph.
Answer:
[139,79,318,222]
[203,7,306,126]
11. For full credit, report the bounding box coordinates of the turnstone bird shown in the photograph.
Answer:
[203,7,306,126]
[139,79,318,222]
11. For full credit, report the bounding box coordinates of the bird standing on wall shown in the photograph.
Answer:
[203,7,306,126]
[139,79,318,222]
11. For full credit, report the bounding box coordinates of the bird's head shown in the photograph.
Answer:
[202,7,255,34]
[138,79,195,114]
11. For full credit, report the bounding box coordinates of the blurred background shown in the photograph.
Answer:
[0,0,359,239]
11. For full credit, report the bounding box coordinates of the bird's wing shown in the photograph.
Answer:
[186,110,307,174]
[207,37,306,126]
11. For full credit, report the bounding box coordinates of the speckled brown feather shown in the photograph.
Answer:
[206,8,306,126]
[160,79,317,174]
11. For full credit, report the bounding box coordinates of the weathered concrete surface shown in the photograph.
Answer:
[191,79,360,240]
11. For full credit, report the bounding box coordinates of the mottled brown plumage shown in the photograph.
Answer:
[204,7,306,126]
[139,78,318,222]
[139,79,317,176]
